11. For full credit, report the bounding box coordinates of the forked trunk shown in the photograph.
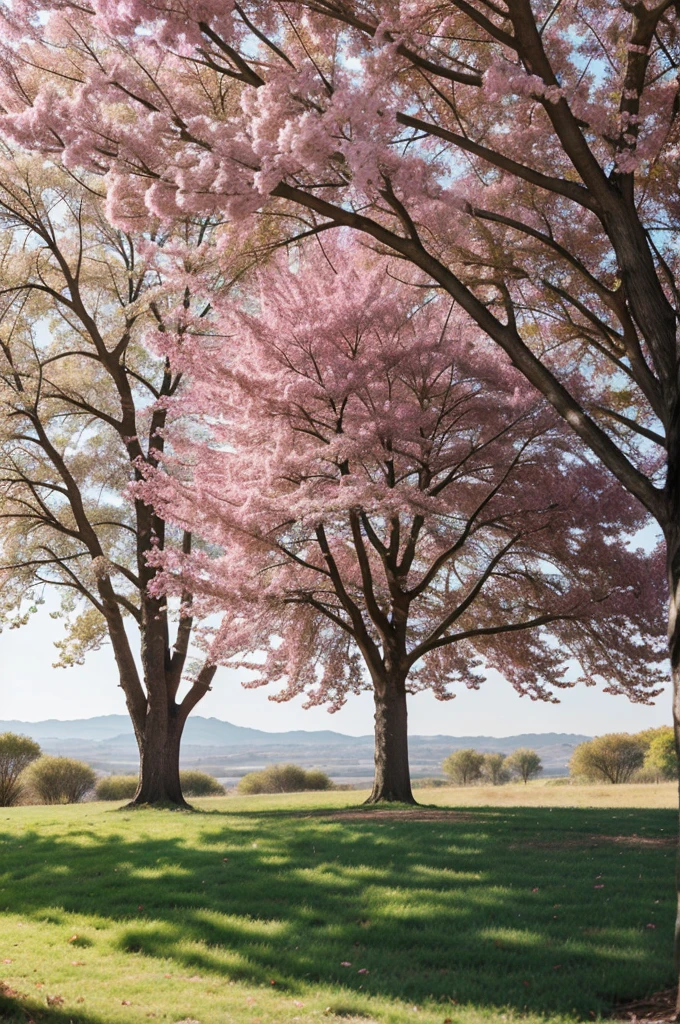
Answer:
[366,680,415,804]
[129,709,190,808]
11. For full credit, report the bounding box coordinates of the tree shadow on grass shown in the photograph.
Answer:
[0,988,104,1024]
[0,805,675,1019]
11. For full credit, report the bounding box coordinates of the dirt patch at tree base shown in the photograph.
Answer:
[612,987,678,1022]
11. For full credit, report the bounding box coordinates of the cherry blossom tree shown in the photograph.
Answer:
[0,151,221,806]
[142,247,665,803]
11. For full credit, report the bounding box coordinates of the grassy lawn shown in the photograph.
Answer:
[0,787,676,1024]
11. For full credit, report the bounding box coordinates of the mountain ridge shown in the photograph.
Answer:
[0,714,590,748]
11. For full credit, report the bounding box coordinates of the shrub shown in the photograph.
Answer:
[412,777,449,788]
[504,748,543,784]
[237,764,334,794]
[301,769,333,792]
[0,733,42,807]
[569,734,645,784]
[442,749,484,785]
[95,770,224,799]
[631,763,665,784]
[643,727,676,781]
[482,753,510,785]
[26,756,96,804]
[179,770,225,796]
[95,775,138,800]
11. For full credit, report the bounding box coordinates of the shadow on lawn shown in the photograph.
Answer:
[0,805,676,1019]
[0,990,99,1024]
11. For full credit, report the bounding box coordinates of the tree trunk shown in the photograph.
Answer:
[129,708,190,808]
[665,521,680,1010]
[366,681,416,804]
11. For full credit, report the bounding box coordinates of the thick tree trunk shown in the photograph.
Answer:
[366,681,416,804]
[129,708,190,808]
[666,524,680,1010]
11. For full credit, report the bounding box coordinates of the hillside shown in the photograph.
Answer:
[0,716,589,785]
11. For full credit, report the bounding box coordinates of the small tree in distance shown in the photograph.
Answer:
[570,735,645,785]
[483,753,510,786]
[0,733,41,806]
[443,750,484,787]
[505,749,543,785]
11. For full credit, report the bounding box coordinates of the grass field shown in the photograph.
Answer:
[0,786,676,1024]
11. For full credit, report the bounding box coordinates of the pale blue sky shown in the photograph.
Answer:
[0,602,671,736]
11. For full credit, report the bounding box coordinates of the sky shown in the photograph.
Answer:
[0,601,671,737]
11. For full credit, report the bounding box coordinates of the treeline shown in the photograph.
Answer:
[441,747,543,786]
[569,728,675,784]
[436,729,676,788]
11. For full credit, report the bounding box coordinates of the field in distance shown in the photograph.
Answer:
[420,781,678,809]
[0,785,676,1024]
[217,781,679,810]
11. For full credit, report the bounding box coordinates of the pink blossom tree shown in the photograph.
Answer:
[143,247,665,803]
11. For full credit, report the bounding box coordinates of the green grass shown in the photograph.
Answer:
[0,790,676,1024]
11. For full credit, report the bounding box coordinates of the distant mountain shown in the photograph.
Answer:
[0,714,370,746]
[0,715,590,782]
[0,715,588,749]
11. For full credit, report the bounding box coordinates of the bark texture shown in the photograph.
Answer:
[366,681,415,804]
[665,522,680,1007]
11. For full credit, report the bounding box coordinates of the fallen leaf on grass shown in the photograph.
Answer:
[122,1000,132,1005]
[46,995,64,1006]
[358,968,369,975]
[340,962,352,967]
[71,961,86,967]
[293,1001,304,1007]
[647,923,657,929]
[76,997,85,1003]
[0,984,18,998]
[68,935,79,943]
[2,959,12,964]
